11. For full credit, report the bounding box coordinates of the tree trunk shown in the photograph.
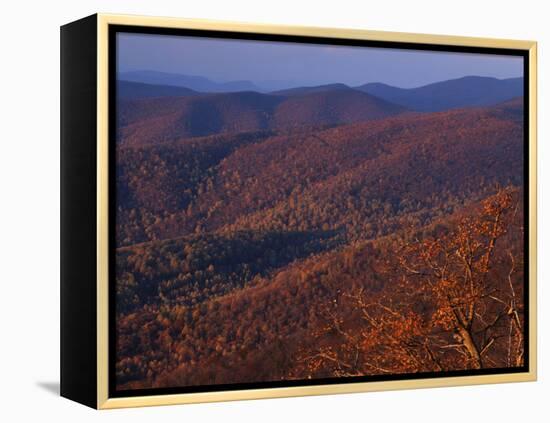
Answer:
[458,326,482,369]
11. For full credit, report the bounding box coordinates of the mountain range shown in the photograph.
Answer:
[117,80,198,100]
[356,76,523,112]
[119,70,261,93]
[118,71,523,114]
[117,86,406,145]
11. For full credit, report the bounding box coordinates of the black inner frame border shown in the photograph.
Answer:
[108,23,531,399]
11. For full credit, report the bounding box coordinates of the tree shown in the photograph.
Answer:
[301,189,524,377]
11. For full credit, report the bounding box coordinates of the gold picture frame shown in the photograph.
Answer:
[61,13,537,409]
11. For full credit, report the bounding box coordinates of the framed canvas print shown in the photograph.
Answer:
[60,13,537,409]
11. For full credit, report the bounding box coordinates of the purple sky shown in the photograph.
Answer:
[117,32,523,89]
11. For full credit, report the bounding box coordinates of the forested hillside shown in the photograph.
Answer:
[114,85,526,390]
[117,87,405,146]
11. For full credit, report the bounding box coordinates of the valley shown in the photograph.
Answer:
[114,75,526,390]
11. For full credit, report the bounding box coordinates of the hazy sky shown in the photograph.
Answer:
[117,32,523,89]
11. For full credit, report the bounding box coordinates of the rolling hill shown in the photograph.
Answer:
[272,87,406,128]
[116,98,523,246]
[356,76,523,112]
[117,87,406,146]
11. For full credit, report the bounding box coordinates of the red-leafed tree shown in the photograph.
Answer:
[301,189,524,377]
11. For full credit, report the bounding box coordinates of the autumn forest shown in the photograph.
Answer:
[114,53,526,391]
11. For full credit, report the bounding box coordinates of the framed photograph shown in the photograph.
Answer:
[60,13,537,409]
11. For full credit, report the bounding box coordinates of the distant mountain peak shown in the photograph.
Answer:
[117,80,198,100]
[356,75,523,112]
[359,75,522,90]
[118,70,261,93]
